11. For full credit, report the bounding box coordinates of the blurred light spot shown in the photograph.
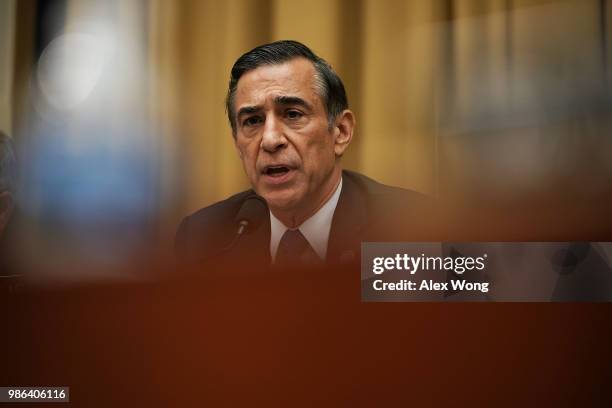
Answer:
[37,32,114,111]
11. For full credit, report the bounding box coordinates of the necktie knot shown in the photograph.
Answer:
[275,229,321,267]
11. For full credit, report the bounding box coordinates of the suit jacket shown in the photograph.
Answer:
[175,170,438,273]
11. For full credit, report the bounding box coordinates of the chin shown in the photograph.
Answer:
[260,189,302,212]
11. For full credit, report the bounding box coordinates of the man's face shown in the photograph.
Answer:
[233,58,342,215]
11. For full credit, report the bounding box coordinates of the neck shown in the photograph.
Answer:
[271,167,341,229]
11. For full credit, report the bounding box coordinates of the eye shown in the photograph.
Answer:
[243,116,263,127]
[285,109,304,120]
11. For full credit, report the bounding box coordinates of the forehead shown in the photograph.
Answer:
[234,58,322,108]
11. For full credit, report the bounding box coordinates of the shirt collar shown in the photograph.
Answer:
[269,176,343,262]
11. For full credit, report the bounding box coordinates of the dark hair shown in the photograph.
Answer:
[225,40,348,135]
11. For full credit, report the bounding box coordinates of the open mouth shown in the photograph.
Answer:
[263,165,291,178]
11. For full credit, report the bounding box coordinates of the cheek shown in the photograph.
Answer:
[237,142,256,165]
[310,137,335,166]
[299,147,332,183]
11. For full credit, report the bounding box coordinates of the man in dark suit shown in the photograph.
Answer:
[0,131,19,286]
[0,132,15,242]
[176,40,436,272]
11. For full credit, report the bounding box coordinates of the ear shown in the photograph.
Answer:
[0,191,14,237]
[333,109,355,157]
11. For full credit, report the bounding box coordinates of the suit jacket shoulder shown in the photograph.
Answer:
[175,170,439,269]
[342,170,431,208]
[326,171,438,262]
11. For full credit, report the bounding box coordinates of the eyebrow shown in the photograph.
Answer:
[236,105,261,120]
[274,95,313,111]
[236,95,313,121]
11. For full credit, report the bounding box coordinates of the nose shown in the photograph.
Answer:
[260,115,287,153]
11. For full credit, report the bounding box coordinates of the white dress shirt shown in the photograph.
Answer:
[269,177,343,262]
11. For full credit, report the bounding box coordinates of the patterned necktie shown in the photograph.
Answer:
[275,229,322,268]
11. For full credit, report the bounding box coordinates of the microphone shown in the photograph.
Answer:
[193,194,267,264]
[222,194,268,252]
[234,194,268,236]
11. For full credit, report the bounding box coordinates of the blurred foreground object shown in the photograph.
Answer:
[13,1,171,285]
